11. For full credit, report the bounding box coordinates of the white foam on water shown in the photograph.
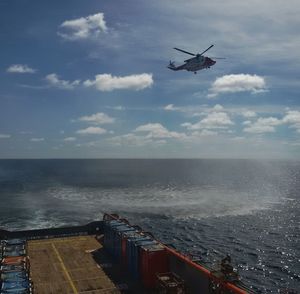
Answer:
[44,183,282,220]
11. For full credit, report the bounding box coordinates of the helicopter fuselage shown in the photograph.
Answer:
[168,45,218,73]
[168,55,216,73]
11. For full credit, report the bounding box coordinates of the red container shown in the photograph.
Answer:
[140,243,169,288]
[121,237,127,267]
[1,256,27,266]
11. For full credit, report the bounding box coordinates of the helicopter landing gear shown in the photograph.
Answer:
[194,72,197,74]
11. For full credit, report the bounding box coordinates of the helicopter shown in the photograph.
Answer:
[167,45,224,74]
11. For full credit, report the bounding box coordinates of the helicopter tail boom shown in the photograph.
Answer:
[167,61,185,71]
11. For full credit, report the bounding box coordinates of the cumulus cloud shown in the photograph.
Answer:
[107,134,154,147]
[0,134,11,139]
[243,120,252,126]
[76,126,107,135]
[76,141,98,148]
[282,110,300,131]
[83,73,153,91]
[31,138,44,142]
[45,73,80,90]
[212,104,224,111]
[7,64,36,74]
[181,122,192,128]
[244,117,282,133]
[183,112,234,130]
[208,74,267,98]
[64,137,77,142]
[191,130,218,137]
[242,110,300,134]
[79,112,115,124]
[164,104,179,111]
[191,104,225,118]
[58,13,107,40]
[135,123,184,139]
[110,106,124,111]
[242,110,257,118]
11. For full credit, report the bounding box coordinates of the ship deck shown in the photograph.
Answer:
[27,236,120,294]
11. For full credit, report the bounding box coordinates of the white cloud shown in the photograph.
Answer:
[79,112,115,124]
[135,123,184,139]
[212,104,224,111]
[0,134,11,139]
[282,110,300,131]
[243,120,252,126]
[7,64,36,74]
[76,141,98,148]
[231,136,246,141]
[83,73,153,91]
[208,74,267,98]
[112,106,124,111]
[164,104,179,111]
[58,13,107,40]
[76,126,107,135]
[46,73,80,90]
[184,112,234,130]
[107,133,168,147]
[242,110,257,118]
[64,137,77,142]
[107,134,152,147]
[191,104,224,118]
[244,117,282,133]
[191,130,218,137]
[181,122,192,128]
[244,125,275,134]
[20,131,33,135]
[31,138,44,142]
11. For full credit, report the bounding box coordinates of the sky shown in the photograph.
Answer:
[0,0,299,159]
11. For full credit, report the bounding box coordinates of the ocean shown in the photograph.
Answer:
[0,159,299,292]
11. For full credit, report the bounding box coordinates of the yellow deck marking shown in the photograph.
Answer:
[29,237,89,245]
[51,243,79,294]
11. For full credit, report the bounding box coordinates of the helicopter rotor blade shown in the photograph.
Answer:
[173,48,196,56]
[199,45,214,56]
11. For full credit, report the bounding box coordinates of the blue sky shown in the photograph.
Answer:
[0,0,299,159]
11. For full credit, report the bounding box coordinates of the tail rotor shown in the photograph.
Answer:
[169,60,175,68]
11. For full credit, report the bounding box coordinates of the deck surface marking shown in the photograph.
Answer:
[52,242,79,294]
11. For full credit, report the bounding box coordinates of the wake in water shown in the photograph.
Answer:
[0,159,294,228]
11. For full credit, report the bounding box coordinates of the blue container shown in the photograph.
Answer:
[113,225,135,262]
[3,239,25,246]
[109,224,128,259]
[126,234,152,277]
[3,249,26,257]
[103,220,123,253]
[131,239,157,280]
[3,245,25,252]
[1,271,27,281]
[1,280,30,292]
[1,290,30,294]
[0,265,26,273]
